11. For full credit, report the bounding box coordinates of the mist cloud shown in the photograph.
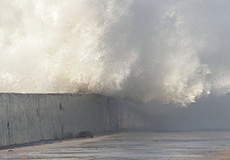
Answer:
[0,0,229,105]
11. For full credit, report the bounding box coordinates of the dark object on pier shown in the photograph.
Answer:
[76,131,94,138]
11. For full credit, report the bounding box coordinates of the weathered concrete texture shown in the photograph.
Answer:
[0,94,117,147]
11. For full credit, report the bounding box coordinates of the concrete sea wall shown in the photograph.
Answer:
[0,93,118,147]
[1,93,230,147]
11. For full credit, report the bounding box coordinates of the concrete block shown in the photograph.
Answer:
[0,93,117,147]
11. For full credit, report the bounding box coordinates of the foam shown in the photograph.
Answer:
[0,0,229,105]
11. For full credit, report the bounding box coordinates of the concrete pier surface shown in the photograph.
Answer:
[1,131,230,160]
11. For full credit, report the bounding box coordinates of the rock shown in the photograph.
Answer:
[76,131,94,138]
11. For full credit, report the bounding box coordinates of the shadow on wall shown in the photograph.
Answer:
[116,93,230,131]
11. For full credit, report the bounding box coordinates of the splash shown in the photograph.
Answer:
[0,0,229,105]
